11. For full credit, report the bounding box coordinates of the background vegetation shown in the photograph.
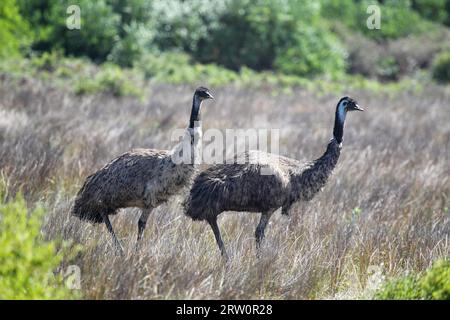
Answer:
[0,0,449,299]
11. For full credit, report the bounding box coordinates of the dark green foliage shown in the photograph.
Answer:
[432,51,450,82]
[17,0,58,52]
[151,0,224,55]
[108,22,152,67]
[194,0,299,71]
[49,0,120,62]
[412,0,450,26]
[5,0,450,79]
[193,0,345,77]
[274,27,345,77]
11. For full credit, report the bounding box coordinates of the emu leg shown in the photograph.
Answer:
[255,210,275,249]
[208,217,228,260]
[102,213,123,253]
[136,208,152,248]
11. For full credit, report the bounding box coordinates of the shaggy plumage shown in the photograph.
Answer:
[184,97,363,257]
[72,87,214,250]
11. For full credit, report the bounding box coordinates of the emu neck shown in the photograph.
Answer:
[314,139,341,171]
[333,105,346,144]
[290,139,341,203]
[189,95,202,129]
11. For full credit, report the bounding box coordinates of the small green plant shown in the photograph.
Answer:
[432,51,450,83]
[374,274,422,299]
[375,259,450,300]
[421,259,450,299]
[0,192,76,299]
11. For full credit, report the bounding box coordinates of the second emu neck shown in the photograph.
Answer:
[189,95,202,129]
[333,104,346,144]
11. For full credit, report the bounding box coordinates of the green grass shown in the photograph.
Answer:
[0,52,438,100]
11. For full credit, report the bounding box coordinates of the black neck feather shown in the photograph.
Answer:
[333,108,345,144]
[189,95,202,129]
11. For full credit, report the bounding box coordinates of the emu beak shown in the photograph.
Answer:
[354,103,364,111]
[207,92,214,100]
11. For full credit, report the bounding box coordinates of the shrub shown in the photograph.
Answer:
[320,0,359,28]
[375,259,450,300]
[374,275,422,299]
[75,63,143,97]
[152,0,225,54]
[411,0,449,25]
[49,0,120,61]
[432,51,450,83]
[361,0,434,40]
[135,52,239,86]
[193,0,345,77]
[108,22,153,67]
[0,0,31,58]
[0,191,75,299]
[274,26,346,78]
[421,259,450,299]
[16,0,58,52]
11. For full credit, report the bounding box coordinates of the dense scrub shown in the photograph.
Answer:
[2,0,449,80]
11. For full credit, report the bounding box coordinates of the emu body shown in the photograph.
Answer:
[72,87,213,251]
[184,97,363,257]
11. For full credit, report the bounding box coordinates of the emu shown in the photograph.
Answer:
[72,87,214,251]
[184,97,363,258]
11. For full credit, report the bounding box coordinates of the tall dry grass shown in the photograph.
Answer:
[0,76,449,299]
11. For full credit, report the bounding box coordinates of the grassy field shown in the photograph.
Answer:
[0,74,449,299]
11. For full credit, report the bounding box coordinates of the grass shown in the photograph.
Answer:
[0,52,441,102]
[0,72,449,299]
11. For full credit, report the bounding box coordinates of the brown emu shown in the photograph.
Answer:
[184,97,363,257]
[72,87,214,251]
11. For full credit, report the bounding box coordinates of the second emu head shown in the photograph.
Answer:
[195,86,214,101]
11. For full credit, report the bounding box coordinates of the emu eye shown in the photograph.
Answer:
[343,102,348,106]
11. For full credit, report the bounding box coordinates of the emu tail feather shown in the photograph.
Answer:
[183,177,223,221]
[71,198,104,224]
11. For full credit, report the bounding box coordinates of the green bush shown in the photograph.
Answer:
[374,275,422,299]
[17,0,58,52]
[49,0,120,61]
[108,22,153,67]
[411,0,450,25]
[135,52,239,86]
[432,51,450,83]
[193,0,345,77]
[75,63,143,97]
[352,0,430,40]
[421,259,450,299]
[0,0,31,58]
[320,0,359,28]
[152,0,225,54]
[274,26,346,78]
[375,259,450,300]
[0,192,75,299]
